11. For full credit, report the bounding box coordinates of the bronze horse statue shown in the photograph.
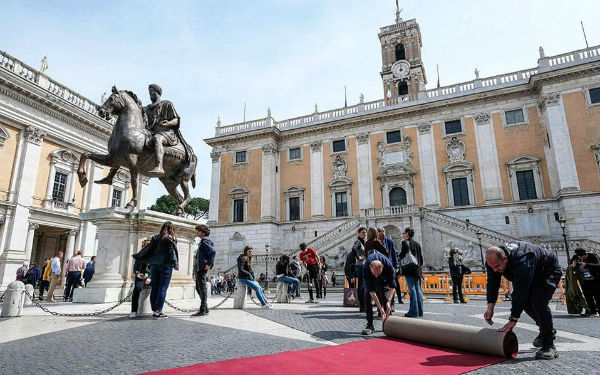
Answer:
[77,86,197,215]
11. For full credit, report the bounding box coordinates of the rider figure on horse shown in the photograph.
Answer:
[145,83,180,176]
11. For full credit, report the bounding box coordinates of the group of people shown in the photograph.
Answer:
[15,252,96,302]
[210,273,236,295]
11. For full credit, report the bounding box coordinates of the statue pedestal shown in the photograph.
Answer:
[73,207,198,303]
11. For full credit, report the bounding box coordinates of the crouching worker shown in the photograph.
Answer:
[484,241,562,360]
[130,239,152,319]
[361,252,397,335]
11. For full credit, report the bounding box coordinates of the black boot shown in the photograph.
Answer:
[533,329,556,348]
[535,344,559,359]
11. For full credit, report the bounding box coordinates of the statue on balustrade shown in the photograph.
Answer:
[443,240,480,269]
[77,84,197,215]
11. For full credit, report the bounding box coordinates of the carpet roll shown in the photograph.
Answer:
[383,316,518,358]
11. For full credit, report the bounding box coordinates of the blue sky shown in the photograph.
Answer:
[2,0,599,207]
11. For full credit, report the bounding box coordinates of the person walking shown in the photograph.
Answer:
[448,249,466,304]
[191,224,216,317]
[361,253,397,335]
[352,227,367,312]
[319,256,329,299]
[63,251,86,301]
[133,221,179,319]
[130,240,151,319]
[83,256,96,286]
[276,255,300,299]
[570,248,600,316]
[237,246,271,308]
[45,251,63,302]
[299,243,321,303]
[399,227,424,318]
[378,227,403,306]
[485,241,563,359]
[38,258,51,300]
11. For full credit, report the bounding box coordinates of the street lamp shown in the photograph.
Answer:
[476,230,485,270]
[265,243,270,291]
[558,218,571,266]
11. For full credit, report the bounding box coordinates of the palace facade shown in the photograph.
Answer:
[205,13,600,272]
[0,50,148,290]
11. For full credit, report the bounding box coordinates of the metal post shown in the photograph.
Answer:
[476,230,485,270]
[265,243,270,292]
[558,218,571,266]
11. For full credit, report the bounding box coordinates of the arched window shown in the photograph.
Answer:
[397,81,408,96]
[395,43,406,61]
[389,187,407,206]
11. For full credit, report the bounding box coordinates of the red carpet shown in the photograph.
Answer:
[139,338,505,375]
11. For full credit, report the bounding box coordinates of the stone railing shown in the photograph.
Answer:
[215,44,600,137]
[305,217,361,251]
[422,207,519,246]
[537,239,600,258]
[361,204,420,217]
[0,49,104,119]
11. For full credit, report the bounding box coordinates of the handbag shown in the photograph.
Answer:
[461,265,472,275]
[400,241,419,274]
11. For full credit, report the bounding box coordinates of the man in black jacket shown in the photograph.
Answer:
[191,224,216,317]
[570,248,600,316]
[484,241,562,360]
[352,227,367,312]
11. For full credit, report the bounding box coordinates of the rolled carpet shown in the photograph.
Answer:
[383,316,518,358]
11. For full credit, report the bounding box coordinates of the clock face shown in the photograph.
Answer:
[391,60,411,79]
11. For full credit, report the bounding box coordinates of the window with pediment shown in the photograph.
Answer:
[506,156,544,201]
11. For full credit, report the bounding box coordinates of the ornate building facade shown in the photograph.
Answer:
[205,13,600,272]
[0,50,148,290]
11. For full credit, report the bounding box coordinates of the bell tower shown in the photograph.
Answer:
[378,9,427,99]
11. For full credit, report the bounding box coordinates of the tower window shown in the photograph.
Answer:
[397,81,408,96]
[395,43,406,61]
[444,120,462,135]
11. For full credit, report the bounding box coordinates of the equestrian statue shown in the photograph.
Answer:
[77,84,197,215]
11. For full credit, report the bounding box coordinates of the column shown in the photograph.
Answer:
[473,113,504,202]
[24,223,39,263]
[137,175,150,209]
[416,122,441,207]
[0,126,45,289]
[261,144,278,221]
[540,92,580,194]
[208,151,221,224]
[66,229,77,257]
[310,140,324,217]
[356,133,374,209]
[80,162,104,255]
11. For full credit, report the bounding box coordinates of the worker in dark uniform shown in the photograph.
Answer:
[361,252,397,335]
[484,241,562,360]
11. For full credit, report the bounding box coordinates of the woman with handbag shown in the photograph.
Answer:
[399,227,424,317]
[448,249,467,304]
[132,221,179,319]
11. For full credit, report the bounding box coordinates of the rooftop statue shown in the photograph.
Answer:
[77,84,197,215]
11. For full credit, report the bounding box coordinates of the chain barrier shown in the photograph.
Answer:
[22,285,134,317]
[164,288,235,313]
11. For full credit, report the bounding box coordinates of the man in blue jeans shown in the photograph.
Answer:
[399,227,424,318]
[352,227,367,312]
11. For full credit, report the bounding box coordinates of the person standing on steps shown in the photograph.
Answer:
[190,224,216,317]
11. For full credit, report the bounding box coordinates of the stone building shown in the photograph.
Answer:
[205,12,600,272]
[0,50,148,290]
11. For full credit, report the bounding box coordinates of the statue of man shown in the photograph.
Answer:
[144,84,180,175]
[40,56,48,74]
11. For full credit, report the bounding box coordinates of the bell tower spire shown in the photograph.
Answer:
[378,9,427,100]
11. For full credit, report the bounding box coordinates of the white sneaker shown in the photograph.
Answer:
[129,312,137,319]
[262,304,273,309]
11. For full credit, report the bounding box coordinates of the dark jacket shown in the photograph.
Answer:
[448,257,464,277]
[276,261,290,277]
[569,252,600,280]
[133,234,179,268]
[365,239,389,257]
[237,254,254,280]
[83,261,95,284]
[24,267,41,286]
[289,261,300,278]
[363,252,397,292]
[344,251,356,279]
[399,238,424,278]
[382,237,398,270]
[195,237,216,272]
[486,241,562,319]
[133,258,150,277]
[352,237,366,265]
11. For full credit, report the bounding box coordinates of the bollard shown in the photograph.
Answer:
[276,281,289,303]
[233,284,247,309]
[1,281,26,317]
[136,287,153,315]
[23,284,34,306]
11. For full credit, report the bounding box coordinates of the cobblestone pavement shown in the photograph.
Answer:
[1,293,599,375]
